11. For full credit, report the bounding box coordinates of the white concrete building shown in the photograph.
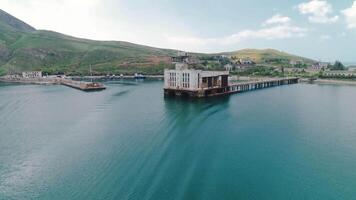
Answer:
[164,52,230,97]
[164,69,229,90]
[22,71,42,79]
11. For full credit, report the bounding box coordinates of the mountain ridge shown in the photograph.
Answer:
[0,9,36,33]
[0,9,314,75]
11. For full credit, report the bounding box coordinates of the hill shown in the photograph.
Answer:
[3,30,177,75]
[0,9,177,75]
[224,49,314,65]
[0,9,35,33]
[0,9,315,76]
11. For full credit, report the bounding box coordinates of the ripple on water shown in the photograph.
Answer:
[1,82,356,199]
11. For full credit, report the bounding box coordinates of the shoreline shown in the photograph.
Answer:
[309,79,356,86]
[0,77,60,85]
[0,77,106,91]
[2,76,356,87]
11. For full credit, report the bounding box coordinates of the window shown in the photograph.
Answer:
[182,73,190,88]
[169,73,176,87]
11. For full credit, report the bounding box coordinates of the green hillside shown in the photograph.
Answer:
[0,9,176,75]
[0,9,315,76]
[225,49,314,65]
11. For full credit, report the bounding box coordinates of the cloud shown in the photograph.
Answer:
[165,18,307,50]
[342,1,356,29]
[263,14,291,26]
[223,25,307,44]
[0,0,112,40]
[298,0,339,23]
[320,35,331,40]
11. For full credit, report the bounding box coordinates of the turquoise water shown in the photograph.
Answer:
[1,81,356,200]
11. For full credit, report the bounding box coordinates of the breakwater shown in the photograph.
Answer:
[0,77,105,91]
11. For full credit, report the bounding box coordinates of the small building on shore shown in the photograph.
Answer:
[224,64,233,72]
[239,58,255,65]
[323,70,356,78]
[4,74,22,79]
[309,62,329,71]
[22,71,42,79]
[234,58,256,69]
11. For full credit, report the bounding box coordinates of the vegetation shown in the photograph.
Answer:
[328,61,347,71]
[0,9,318,77]
[226,49,314,66]
[231,66,284,77]
[0,68,6,76]
[0,9,176,75]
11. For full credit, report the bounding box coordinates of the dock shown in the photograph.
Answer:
[227,77,299,94]
[164,77,299,98]
[60,79,106,91]
[164,52,300,98]
[0,76,106,92]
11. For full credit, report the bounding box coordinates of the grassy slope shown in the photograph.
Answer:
[1,30,177,75]
[4,30,176,75]
[0,9,176,75]
[225,49,314,64]
[0,9,315,75]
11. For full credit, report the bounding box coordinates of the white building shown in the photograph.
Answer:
[164,69,229,90]
[22,71,42,79]
[164,52,230,97]
[310,62,329,71]
[239,58,255,65]
[224,64,233,72]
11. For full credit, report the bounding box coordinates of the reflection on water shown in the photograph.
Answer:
[1,81,356,200]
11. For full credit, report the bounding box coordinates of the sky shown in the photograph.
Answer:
[1,0,356,62]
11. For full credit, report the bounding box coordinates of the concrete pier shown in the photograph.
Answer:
[164,77,299,98]
[60,79,106,91]
[0,77,106,92]
[228,77,299,94]
[164,52,299,98]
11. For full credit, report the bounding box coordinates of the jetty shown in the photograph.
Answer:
[164,52,299,98]
[164,75,299,97]
[0,76,106,92]
[60,79,106,91]
[227,77,298,94]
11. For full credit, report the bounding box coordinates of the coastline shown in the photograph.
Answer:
[308,79,356,86]
[2,76,356,87]
[0,77,60,85]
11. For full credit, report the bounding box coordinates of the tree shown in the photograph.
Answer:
[329,61,346,70]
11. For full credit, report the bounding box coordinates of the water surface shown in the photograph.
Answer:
[1,81,356,200]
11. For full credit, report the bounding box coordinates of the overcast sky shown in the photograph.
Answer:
[1,0,356,62]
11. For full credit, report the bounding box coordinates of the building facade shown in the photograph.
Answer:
[239,58,255,65]
[224,64,233,72]
[164,53,230,97]
[22,71,42,79]
[164,69,229,90]
[310,62,329,71]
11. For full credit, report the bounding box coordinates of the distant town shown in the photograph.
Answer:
[176,53,356,80]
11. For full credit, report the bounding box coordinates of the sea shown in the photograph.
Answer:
[1,80,356,200]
